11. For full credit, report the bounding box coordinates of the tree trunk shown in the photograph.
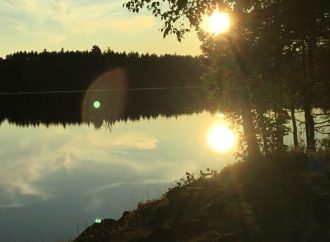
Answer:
[238,76,260,157]
[290,106,299,149]
[301,39,316,151]
[302,4,317,151]
[304,104,315,151]
[304,38,316,151]
[256,109,270,154]
[241,107,260,157]
[229,37,260,158]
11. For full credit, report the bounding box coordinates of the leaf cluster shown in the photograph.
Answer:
[124,0,221,41]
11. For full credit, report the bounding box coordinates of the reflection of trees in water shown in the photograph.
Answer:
[0,48,214,127]
[0,89,212,128]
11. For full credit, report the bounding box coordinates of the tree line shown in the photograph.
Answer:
[0,46,204,92]
[0,47,213,128]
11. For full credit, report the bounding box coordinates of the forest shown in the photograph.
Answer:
[0,48,211,128]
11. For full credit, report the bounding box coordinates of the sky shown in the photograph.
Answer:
[0,0,201,58]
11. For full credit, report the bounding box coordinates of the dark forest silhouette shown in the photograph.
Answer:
[0,43,329,153]
[0,47,213,128]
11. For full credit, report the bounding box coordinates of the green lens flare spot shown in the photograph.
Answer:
[94,218,102,224]
[93,100,101,109]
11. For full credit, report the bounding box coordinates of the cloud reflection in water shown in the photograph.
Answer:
[0,112,235,241]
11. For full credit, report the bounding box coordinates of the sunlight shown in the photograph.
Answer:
[208,11,230,34]
[208,124,236,153]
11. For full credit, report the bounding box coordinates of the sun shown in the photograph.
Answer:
[208,124,236,153]
[208,11,230,34]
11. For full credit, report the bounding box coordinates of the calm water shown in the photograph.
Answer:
[0,112,236,242]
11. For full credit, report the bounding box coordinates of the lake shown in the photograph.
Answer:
[0,111,236,242]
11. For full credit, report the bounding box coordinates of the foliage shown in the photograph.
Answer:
[319,138,330,151]
[254,109,290,154]
[124,0,220,41]
[74,151,330,242]
[124,0,330,154]
[175,168,219,187]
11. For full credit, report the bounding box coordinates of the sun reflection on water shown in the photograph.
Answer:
[207,122,237,153]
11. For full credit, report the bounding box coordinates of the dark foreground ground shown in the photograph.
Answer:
[74,151,330,242]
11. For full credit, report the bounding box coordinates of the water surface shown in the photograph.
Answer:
[0,112,234,242]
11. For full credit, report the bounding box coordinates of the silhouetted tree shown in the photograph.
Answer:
[125,0,264,157]
[124,0,330,154]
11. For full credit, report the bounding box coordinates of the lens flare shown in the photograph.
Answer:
[93,100,101,109]
[94,218,102,224]
[82,68,128,126]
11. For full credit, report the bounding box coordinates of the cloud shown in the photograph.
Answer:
[0,122,74,207]
[0,122,158,208]
[111,132,158,150]
[138,178,173,185]
[0,154,70,208]
[0,112,231,209]
[85,196,103,213]
[109,16,155,33]
[86,182,121,195]
[0,0,153,44]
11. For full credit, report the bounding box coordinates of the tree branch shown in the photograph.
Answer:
[313,112,330,116]
[315,130,330,135]
[295,118,305,124]
[314,120,330,125]
[315,124,330,129]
